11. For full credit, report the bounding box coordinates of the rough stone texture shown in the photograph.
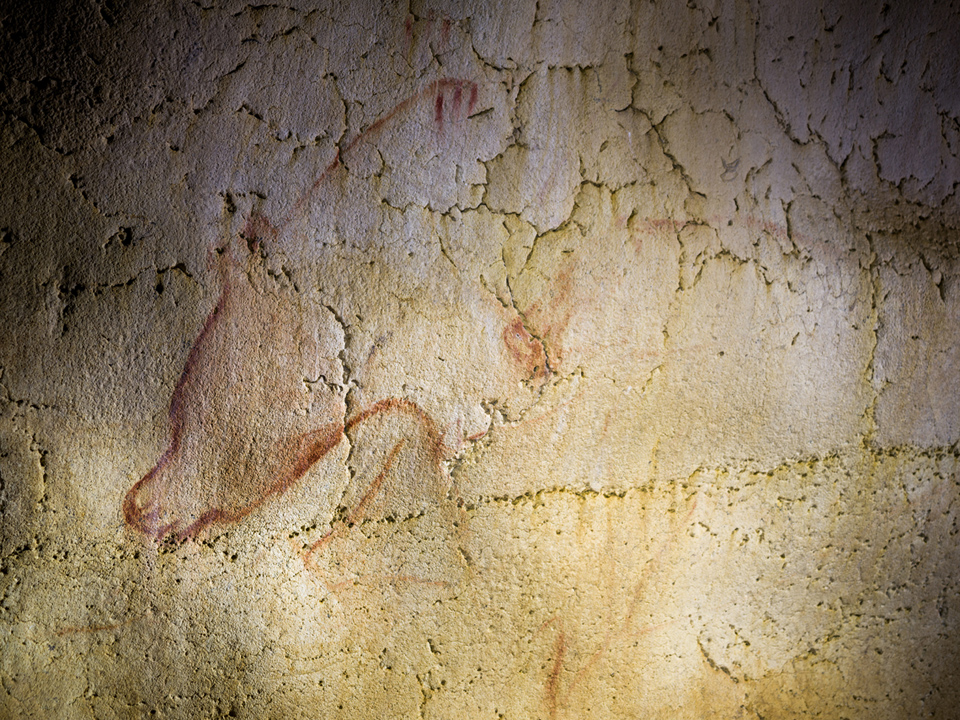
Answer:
[1,1,959,718]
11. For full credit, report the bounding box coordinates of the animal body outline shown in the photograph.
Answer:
[123,78,479,548]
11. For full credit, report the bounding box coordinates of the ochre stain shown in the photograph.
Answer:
[54,610,153,638]
[520,266,575,372]
[503,316,549,381]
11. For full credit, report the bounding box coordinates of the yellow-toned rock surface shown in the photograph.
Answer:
[1,1,958,718]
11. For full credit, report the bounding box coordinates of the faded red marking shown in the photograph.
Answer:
[537,617,567,720]
[239,210,277,250]
[520,266,574,372]
[126,391,444,543]
[326,574,450,594]
[348,439,406,526]
[627,213,816,255]
[302,398,446,569]
[123,392,346,542]
[537,496,700,719]
[405,10,453,64]
[301,399,461,596]
[284,78,477,232]
[503,316,549,381]
[425,9,435,43]
[440,15,451,51]
[435,91,444,127]
[648,218,684,231]
[735,213,802,246]
[54,609,152,638]
[56,622,124,636]
[125,79,478,547]
[344,396,444,464]
[302,440,405,570]
[521,208,813,383]
[452,84,462,116]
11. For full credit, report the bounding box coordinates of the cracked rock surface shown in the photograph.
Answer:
[1,1,959,718]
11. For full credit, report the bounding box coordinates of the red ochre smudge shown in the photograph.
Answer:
[503,317,549,381]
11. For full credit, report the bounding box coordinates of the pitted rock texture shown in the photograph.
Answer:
[1,1,959,718]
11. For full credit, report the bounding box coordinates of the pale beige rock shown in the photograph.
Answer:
[1,1,959,719]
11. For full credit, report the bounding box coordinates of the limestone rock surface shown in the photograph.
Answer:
[1,1,959,718]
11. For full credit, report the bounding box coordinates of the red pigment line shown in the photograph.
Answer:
[129,408,344,541]
[328,578,357,593]
[559,494,701,711]
[345,78,473,155]
[125,80,474,545]
[303,527,339,572]
[536,618,566,720]
[124,255,241,539]
[330,574,450,593]
[503,316,549,382]
[280,78,477,234]
[284,424,346,487]
[387,574,449,588]
[130,394,442,543]
[452,84,462,115]
[239,211,278,252]
[56,622,125,637]
[546,632,566,720]
[123,465,161,537]
[210,422,348,535]
[631,213,810,249]
[300,439,410,577]
[174,508,223,543]
[440,16,451,51]
[434,92,444,126]
[345,397,444,463]
[302,399,451,572]
[122,298,225,537]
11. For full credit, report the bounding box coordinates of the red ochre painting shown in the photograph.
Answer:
[114,70,769,713]
[123,79,479,559]
[121,75,799,562]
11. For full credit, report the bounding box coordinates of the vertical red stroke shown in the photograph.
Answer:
[537,495,700,718]
[435,91,445,127]
[440,15,451,51]
[468,83,478,115]
[452,84,462,116]
[281,78,477,234]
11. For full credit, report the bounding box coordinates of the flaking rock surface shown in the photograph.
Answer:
[1,1,959,718]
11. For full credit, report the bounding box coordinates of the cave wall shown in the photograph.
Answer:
[1,1,959,718]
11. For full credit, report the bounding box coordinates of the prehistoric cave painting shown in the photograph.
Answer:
[123,79,478,549]
[510,201,831,383]
[298,397,473,598]
[300,401,469,595]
